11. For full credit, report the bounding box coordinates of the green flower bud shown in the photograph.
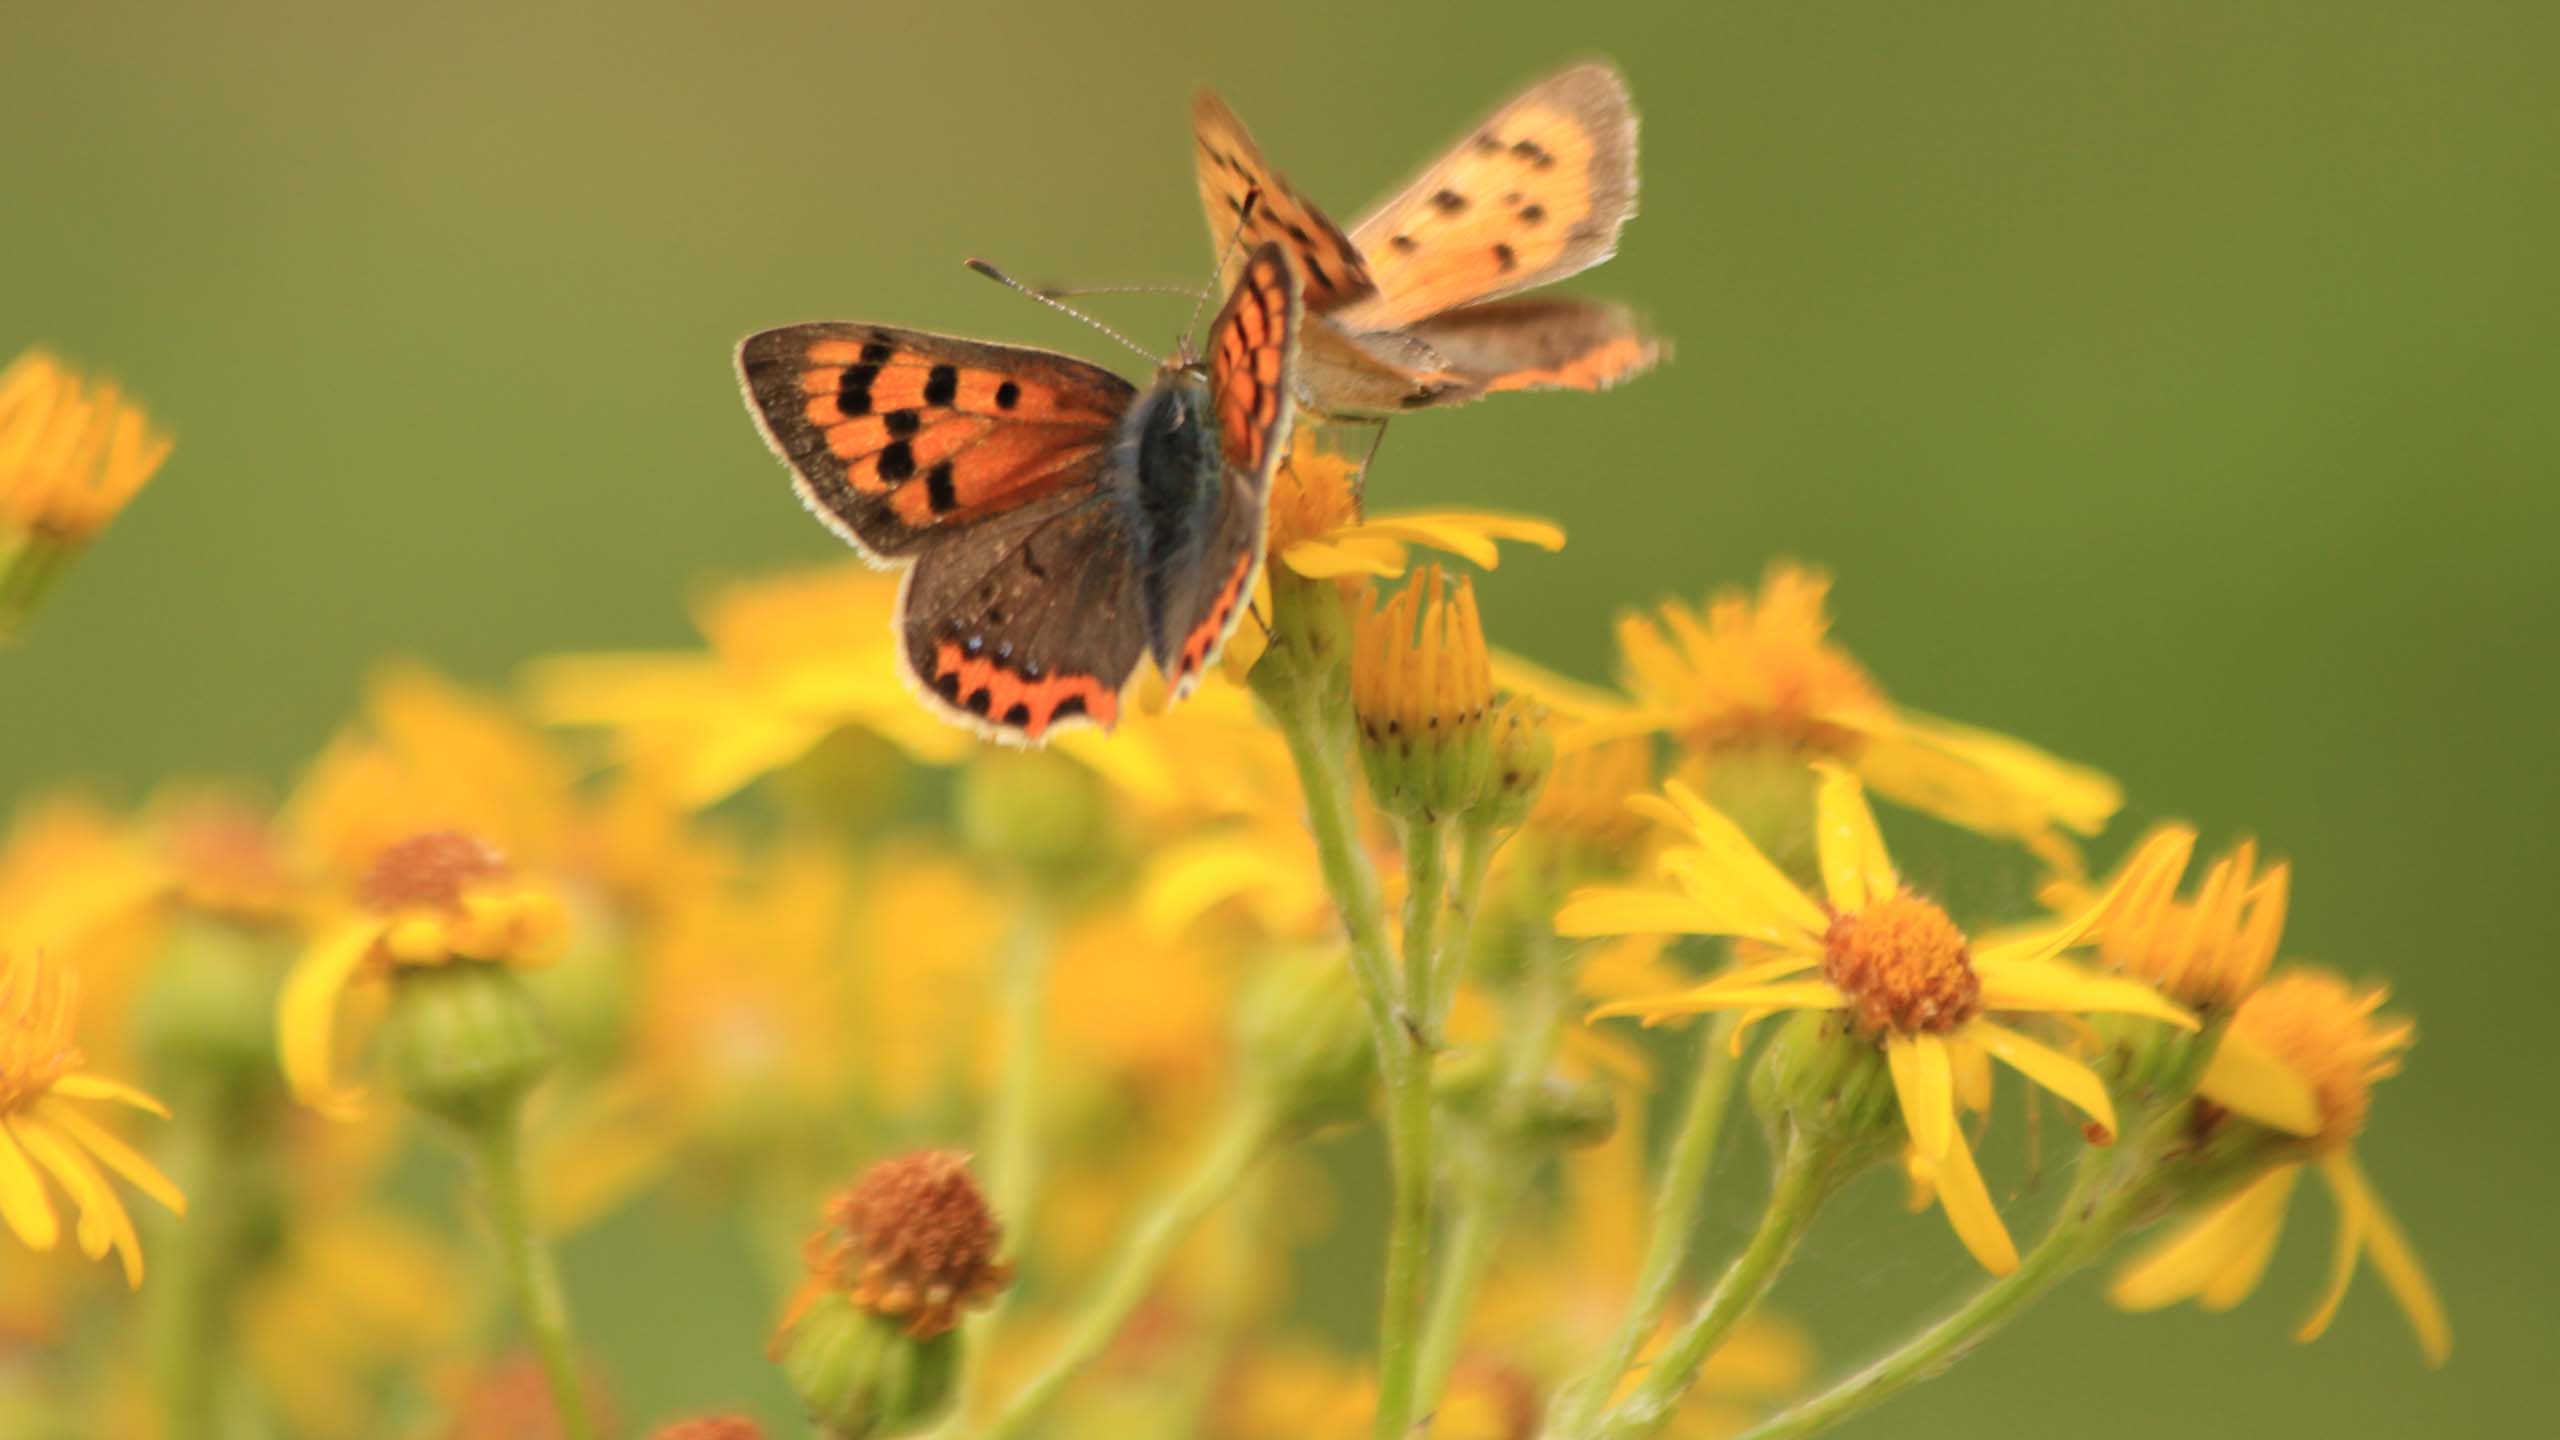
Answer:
[1749,1009,1900,1160]
[776,1290,961,1439]
[1472,695,1554,832]
[384,962,556,1130]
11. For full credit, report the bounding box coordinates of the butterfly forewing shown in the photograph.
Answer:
[737,326,1136,560]
[1192,90,1377,313]
[1150,244,1301,697]
[1337,62,1640,331]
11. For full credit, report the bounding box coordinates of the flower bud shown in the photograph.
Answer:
[1352,567,1494,823]
[775,1289,960,1439]
[1471,695,1553,832]
[957,748,1114,885]
[0,348,172,640]
[384,962,556,1130]
[1748,1009,1900,1159]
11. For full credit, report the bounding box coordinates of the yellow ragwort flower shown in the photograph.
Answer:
[1592,563,2119,865]
[2069,829,2323,1135]
[278,831,567,1115]
[0,349,172,636]
[1353,565,1496,820]
[0,950,183,1287]
[797,1150,1014,1340]
[1571,767,2196,1272]
[527,564,970,808]
[2110,969,2449,1364]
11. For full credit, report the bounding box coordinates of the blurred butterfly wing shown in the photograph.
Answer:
[1192,89,1378,313]
[1150,244,1301,696]
[737,325,1136,561]
[1394,296,1664,401]
[898,485,1152,743]
[1336,62,1639,331]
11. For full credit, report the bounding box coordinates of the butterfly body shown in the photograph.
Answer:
[737,245,1299,744]
[1194,62,1660,415]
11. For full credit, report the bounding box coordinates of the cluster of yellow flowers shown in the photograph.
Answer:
[2,354,2443,1440]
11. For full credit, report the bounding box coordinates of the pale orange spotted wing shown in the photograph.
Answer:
[1192,89,1377,313]
[736,327,1135,561]
[1391,295,1663,402]
[1151,244,1301,698]
[1333,62,1639,332]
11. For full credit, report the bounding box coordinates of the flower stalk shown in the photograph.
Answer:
[466,1112,597,1440]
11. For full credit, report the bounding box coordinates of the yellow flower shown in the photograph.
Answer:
[0,950,183,1287]
[0,348,172,636]
[277,831,567,1115]
[527,564,969,808]
[1572,767,2196,1272]
[1353,565,1496,820]
[1586,564,2118,866]
[2065,829,2322,1135]
[2110,969,2449,1364]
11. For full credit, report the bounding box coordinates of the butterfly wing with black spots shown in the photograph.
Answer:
[1142,243,1301,698]
[736,326,1137,561]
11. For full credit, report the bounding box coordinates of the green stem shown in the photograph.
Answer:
[1730,1150,2146,1440]
[985,903,1050,1249]
[1593,1131,1829,1440]
[981,1100,1278,1440]
[1411,1172,1511,1417]
[1556,1011,1746,1433]
[1271,695,1399,1054]
[467,1115,596,1440]
[145,1096,229,1440]
[1430,819,1501,1028]
[1372,817,1448,1440]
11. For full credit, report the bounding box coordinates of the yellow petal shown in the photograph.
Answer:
[0,1127,60,1251]
[1556,887,1743,938]
[1634,782,1828,941]
[1587,980,1844,1026]
[1714,953,1822,988]
[1853,707,2124,840]
[1926,1132,2018,1274]
[278,920,379,1116]
[2294,1161,2368,1340]
[2196,1031,2322,1136]
[34,1101,184,1216]
[1974,956,2198,1030]
[2318,1153,2450,1365]
[1968,1020,2117,1140]
[2109,1165,2300,1311]
[1346,511,1566,569]
[1978,825,2197,970]
[1282,535,1408,579]
[2197,1166,2303,1311]
[1950,1035,1994,1115]
[1887,1031,1956,1159]
[10,1116,143,1287]
[1811,763,1897,911]
[50,1073,171,1118]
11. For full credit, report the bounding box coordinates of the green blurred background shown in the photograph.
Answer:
[6,1,2554,1434]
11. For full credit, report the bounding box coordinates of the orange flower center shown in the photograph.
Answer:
[1822,893,1980,1035]
[809,1149,1013,1339]
[359,830,511,913]
[2227,969,2410,1148]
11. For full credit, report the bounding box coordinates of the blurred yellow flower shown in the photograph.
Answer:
[1567,564,2118,866]
[527,564,969,808]
[1573,767,2196,1272]
[0,348,172,636]
[0,950,183,1286]
[2110,969,2448,1364]
[278,831,567,1115]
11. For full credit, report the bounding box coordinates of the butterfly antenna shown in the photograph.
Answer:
[1036,281,1211,302]
[1184,187,1263,350]
[965,259,1161,366]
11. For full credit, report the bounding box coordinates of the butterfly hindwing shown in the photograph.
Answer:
[1393,296,1662,401]
[737,325,1136,560]
[1146,244,1301,697]
[1192,90,1377,312]
[1336,62,1640,332]
[898,483,1152,743]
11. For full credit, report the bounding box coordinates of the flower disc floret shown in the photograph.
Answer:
[1823,894,1980,1036]
[809,1150,1014,1340]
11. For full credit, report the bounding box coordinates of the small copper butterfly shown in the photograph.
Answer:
[1192,62,1660,414]
[736,245,1300,744]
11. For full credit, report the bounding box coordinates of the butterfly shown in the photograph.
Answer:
[735,243,1300,745]
[1193,61,1660,415]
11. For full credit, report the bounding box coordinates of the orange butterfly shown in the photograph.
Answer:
[1194,61,1661,414]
